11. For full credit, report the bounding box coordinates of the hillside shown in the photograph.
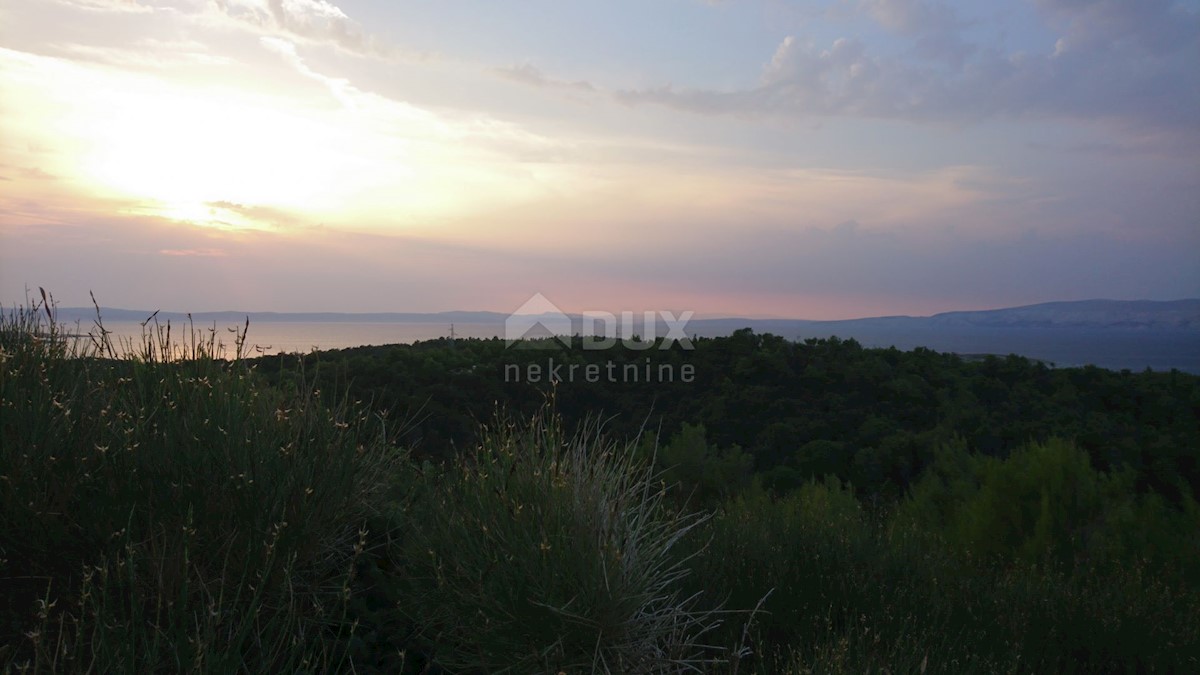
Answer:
[928,299,1200,329]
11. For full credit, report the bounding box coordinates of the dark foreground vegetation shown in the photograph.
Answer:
[2,303,1198,673]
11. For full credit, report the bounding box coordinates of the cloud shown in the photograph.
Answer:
[50,0,152,13]
[258,37,577,164]
[211,0,383,56]
[8,166,58,180]
[1024,133,1193,158]
[258,35,357,103]
[1036,0,1199,55]
[9,198,1196,319]
[613,1,1200,135]
[617,36,907,118]
[159,248,228,256]
[569,216,1200,310]
[858,0,974,65]
[46,40,233,69]
[205,201,301,227]
[493,63,596,93]
[4,0,1196,318]
[859,0,961,35]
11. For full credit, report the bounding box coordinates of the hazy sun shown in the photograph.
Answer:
[1,46,567,238]
[79,87,358,229]
[1,48,410,232]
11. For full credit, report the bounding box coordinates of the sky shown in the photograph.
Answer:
[1,0,1198,319]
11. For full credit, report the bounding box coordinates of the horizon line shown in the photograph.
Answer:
[25,297,1200,326]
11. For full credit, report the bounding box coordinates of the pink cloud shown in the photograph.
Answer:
[158,248,228,257]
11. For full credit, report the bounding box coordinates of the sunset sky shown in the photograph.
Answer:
[1,0,1197,319]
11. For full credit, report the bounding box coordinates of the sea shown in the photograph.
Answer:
[73,321,502,356]
[72,320,1200,374]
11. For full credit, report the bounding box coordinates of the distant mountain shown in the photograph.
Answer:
[927,300,1200,330]
[50,299,1200,331]
[683,299,1200,335]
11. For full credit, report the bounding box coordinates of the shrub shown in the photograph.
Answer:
[902,438,1200,572]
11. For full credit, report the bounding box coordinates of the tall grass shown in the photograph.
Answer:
[388,410,727,674]
[1,298,734,673]
[6,294,1193,673]
[0,298,403,672]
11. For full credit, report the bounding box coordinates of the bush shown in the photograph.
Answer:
[689,476,1200,674]
[902,438,1200,572]
[637,423,754,508]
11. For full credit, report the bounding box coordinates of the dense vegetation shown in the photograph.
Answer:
[3,306,1198,673]
[257,332,1200,509]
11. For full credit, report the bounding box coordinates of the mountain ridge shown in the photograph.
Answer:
[40,298,1200,330]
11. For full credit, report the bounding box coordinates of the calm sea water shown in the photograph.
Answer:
[78,320,1200,373]
[796,326,1200,374]
[85,321,504,356]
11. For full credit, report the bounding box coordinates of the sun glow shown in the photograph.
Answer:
[81,92,354,217]
[1,45,587,238]
[0,48,471,232]
[0,48,375,229]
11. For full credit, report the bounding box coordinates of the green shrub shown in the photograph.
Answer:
[637,423,754,508]
[690,477,1200,673]
[902,438,1200,573]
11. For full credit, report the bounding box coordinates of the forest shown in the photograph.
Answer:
[257,332,1200,510]
[3,309,1198,673]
